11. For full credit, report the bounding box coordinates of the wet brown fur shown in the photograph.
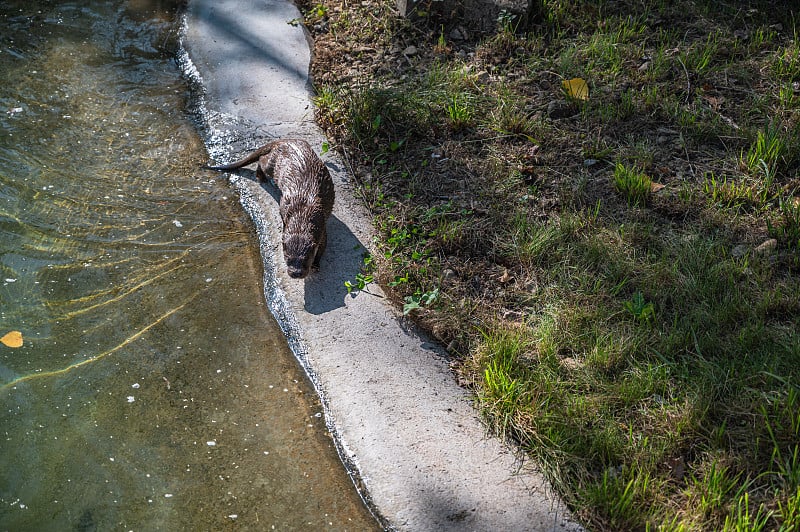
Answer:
[204,139,334,278]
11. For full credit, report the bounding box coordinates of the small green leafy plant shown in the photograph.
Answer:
[496,9,518,33]
[623,291,655,323]
[344,272,374,294]
[403,288,439,315]
[344,255,376,295]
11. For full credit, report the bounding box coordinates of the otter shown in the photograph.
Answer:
[204,139,334,279]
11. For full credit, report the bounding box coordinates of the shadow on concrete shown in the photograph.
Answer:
[193,1,312,91]
[412,477,570,532]
[304,215,369,315]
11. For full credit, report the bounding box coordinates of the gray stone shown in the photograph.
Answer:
[475,70,491,83]
[754,239,778,255]
[449,26,469,41]
[731,244,748,258]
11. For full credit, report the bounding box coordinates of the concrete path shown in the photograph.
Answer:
[182,1,581,530]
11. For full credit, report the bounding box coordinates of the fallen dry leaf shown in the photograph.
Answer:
[651,182,666,193]
[703,95,724,111]
[1,331,23,348]
[562,77,589,101]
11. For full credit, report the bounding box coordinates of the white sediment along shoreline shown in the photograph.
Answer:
[181,0,582,529]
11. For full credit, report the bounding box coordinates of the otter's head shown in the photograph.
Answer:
[283,232,317,279]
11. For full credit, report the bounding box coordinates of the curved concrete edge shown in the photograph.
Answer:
[181,0,583,530]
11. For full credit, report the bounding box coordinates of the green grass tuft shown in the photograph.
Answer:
[613,162,652,206]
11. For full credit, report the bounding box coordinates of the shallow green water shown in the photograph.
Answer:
[0,1,376,529]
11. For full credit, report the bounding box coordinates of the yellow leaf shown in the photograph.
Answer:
[562,77,589,101]
[1,331,23,348]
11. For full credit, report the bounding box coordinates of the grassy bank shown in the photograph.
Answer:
[300,0,800,529]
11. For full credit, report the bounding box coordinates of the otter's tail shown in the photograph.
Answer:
[202,141,278,171]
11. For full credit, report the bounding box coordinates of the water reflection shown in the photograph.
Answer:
[0,1,376,529]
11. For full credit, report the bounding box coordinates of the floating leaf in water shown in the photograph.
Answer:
[562,77,589,101]
[1,331,23,348]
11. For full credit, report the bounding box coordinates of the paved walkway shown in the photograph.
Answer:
[183,1,581,529]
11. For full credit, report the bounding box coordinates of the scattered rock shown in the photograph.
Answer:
[754,239,778,255]
[449,27,468,41]
[442,268,456,281]
[498,269,512,284]
[502,309,524,321]
[475,70,490,83]
[547,100,575,119]
[403,45,418,56]
[666,455,686,481]
[731,244,748,258]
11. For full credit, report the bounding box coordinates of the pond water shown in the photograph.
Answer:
[0,1,377,529]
